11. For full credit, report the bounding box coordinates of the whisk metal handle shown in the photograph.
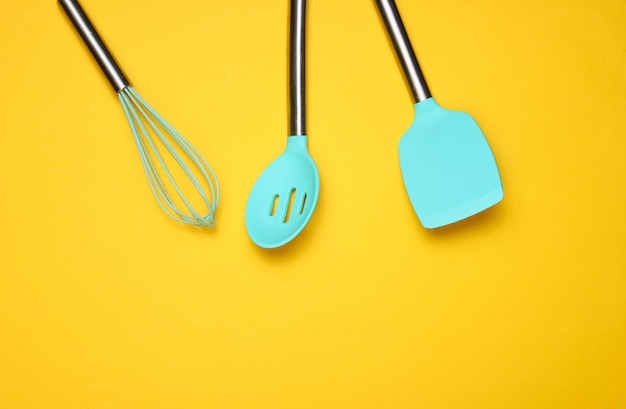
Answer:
[58,0,131,93]
[289,0,306,136]
[374,0,431,103]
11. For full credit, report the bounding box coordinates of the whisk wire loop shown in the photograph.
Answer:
[118,87,219,227]
[121,97,190,220]
[124,93,200,216]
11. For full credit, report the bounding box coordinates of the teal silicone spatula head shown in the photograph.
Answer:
[400,98,503,228]
[375,0,503,228]
[245,0,320,248]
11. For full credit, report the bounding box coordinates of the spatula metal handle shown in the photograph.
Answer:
[374,0,431,103]
[289,0,306,136]
[58,0,131,93]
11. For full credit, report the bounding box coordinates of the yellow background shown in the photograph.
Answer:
[1,0,625,408]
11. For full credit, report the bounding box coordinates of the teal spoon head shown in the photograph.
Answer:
[399,97,503,228]
[245,135,320,248]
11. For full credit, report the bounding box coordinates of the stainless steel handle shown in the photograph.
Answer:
[58,0,131,93]
[374,0,431,103]
[289,0,306,136]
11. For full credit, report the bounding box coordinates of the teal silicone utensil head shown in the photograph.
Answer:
[119,87,220,226]
[245,136,320,248]
[400,98,503,228]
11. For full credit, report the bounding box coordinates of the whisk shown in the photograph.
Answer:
[58,0,219,227]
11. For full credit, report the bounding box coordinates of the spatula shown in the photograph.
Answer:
[374,0,503,228]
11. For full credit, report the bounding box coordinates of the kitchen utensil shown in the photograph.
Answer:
[58,0,219,227]
[374,0,503,228]
[245,0,320,248]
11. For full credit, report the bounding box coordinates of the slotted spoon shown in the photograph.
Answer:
[245,0,320,248]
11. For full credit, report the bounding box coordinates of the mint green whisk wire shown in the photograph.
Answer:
[59,0,219,226]
[119,88,219,226]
